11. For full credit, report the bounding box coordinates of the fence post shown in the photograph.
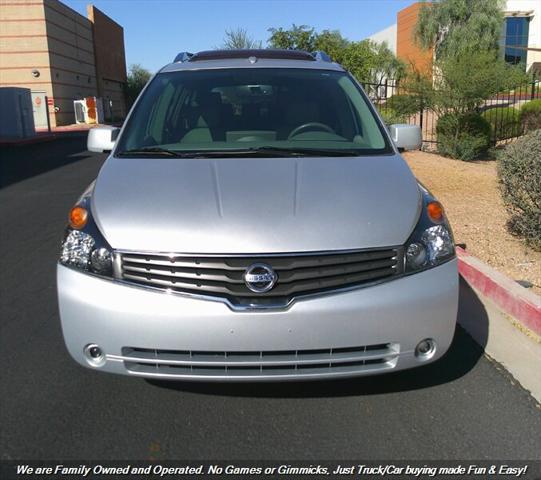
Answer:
[531,71,536,101]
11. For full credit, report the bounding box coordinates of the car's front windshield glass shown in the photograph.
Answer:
[116,68,392,157]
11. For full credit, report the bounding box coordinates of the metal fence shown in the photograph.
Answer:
[360,74,540,147]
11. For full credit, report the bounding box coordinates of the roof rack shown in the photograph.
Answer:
[172,49,334,64]
[173,51,193,63]
[187,49,317,62]
[312,50,332,62]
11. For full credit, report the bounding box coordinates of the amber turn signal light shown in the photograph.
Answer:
[427,201,444,223]
[69,206,88,229]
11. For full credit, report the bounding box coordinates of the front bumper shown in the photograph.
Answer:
[57,259,458,381]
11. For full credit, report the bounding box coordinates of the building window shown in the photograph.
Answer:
[504,16,530,67]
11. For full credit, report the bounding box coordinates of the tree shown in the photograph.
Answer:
[267,24,316,51]
[125,64,152,108]
[369,41,406,84]
[267,25,405,84]
[412,0,528,159]
[387,66,434,116]
[313,29,349,60]
[415,0,505,60]
[339,40,376,82]
[431,51,527,116]
[220,28,262,49]
[427,51,527,160]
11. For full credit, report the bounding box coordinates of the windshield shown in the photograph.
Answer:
[116,68,392,157]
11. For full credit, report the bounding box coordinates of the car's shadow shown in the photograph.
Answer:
[0,135,94,188]
[147,278,489,398]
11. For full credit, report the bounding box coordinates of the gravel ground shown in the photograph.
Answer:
[403,150,541,297]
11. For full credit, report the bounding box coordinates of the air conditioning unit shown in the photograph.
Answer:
[73,97,104,124]
[74,100,85,123]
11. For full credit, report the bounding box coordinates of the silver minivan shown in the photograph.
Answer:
[57,49,458,381]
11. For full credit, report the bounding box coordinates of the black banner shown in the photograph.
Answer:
[1,461,540,480]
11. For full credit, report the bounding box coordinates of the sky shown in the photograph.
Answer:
[62,0,413,72]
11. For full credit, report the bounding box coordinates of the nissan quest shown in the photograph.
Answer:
[56,49,459,381]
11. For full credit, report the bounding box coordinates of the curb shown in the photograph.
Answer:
[0,130,88,147]
[0,134,59,146]
[456,247,541,337]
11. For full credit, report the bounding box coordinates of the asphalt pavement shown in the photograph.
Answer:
[1,137,540,460]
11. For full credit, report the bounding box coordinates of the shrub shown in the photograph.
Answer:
[378,108,406,125]
[385,94,420,117]
[497,129,541,250]
[520,99,541,133]
[482,107,521,141]
[436,113,492,161]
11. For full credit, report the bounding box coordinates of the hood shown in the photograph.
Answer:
[92,154,421,254]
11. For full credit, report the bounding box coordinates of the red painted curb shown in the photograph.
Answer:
[0,130,89,146]
[457,247,541,337]
[0,135,59,146]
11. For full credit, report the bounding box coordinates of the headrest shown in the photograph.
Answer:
[193,91,222,128]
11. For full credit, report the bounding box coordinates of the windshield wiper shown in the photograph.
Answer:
[239,146,362,157]
[116,147,194,158]
[179,146,364,157]
[116,146,364,158]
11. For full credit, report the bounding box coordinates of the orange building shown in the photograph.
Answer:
[396,2,433,75]
[368,1,541,76]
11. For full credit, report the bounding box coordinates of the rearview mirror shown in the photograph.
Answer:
[87,125,120,153]
[389,124,422,151]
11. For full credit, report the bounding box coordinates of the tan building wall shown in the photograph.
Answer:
[45,0,98,126]
[0,1,54,123]
[0,0,126,127]
[87,5,127,120]
[396,2,433,75]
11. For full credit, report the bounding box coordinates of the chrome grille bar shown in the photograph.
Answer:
[120,343,400,378]
[118,248,402,303]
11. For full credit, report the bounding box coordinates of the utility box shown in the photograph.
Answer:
[0,87,36,139]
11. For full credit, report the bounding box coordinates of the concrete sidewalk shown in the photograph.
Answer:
[458,278,541,403]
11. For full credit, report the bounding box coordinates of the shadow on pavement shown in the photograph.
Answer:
[0,135,94,188]
[148,277,489,398]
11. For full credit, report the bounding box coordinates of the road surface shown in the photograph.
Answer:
[1,137,540,460]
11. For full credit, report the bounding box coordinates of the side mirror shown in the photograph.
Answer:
[87,125,120,153]
[389,124,422,151]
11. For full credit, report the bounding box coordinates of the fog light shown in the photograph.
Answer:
[406,242,427,269]
[89,346,101,358]
[415,338,436,359]
[84,344,105,367]
[90,247,112,274]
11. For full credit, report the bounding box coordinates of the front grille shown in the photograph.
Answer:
[119,248,402,305]
[121,343,399,378]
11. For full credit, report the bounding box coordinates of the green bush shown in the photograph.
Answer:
[378,108,406,125]
[436,113,492,161]
[520,99,541,132]
[482,107,522,141]
[385,94,420,117]
[497,129,541,250]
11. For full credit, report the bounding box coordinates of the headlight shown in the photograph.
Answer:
[60,230,95,269]
[59,182,113,277]
[404,187,455,273]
